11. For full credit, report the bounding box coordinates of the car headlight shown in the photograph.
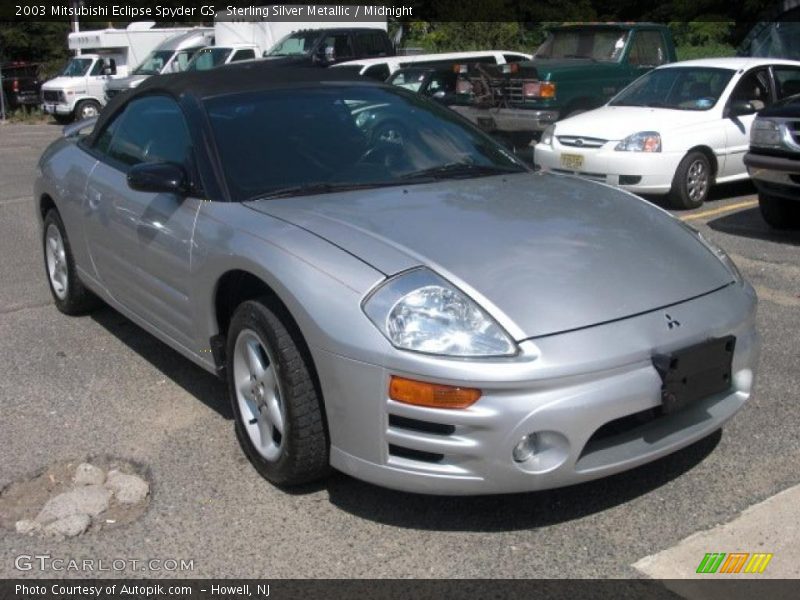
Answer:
[362,268,517,357]
[540,124,555,146]
[750,119,782,148]
[615,131,661,152]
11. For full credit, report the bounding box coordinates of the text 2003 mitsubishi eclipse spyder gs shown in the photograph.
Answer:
[35,63,758,495]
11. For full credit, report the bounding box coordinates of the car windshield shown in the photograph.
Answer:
[205,85,526,202]
[266,32,320,57]
[610,67,735,110]
[60,58,93,77]
[388,69,429,92]
[133,50,174,75]
[186,48,233,72]
[535,28,630,61]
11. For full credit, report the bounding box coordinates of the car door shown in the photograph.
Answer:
[83,95,202,349]
[721,67,774,179]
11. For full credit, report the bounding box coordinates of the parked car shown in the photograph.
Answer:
[35,62,758,495]
[387,66,457,103]
[451,22,678,144]
[745,90,800,228]
[333,51,532,82]
[535,57,800,208]
[184,45,258,71]
[263,28,395,66]
[1,61,41,114]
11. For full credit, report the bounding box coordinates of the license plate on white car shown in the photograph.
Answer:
[560,153,584,170]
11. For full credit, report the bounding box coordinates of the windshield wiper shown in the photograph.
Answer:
[248,181,402,201]
[400,162,524,181]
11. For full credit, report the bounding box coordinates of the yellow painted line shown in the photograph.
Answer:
[680,199,758,221]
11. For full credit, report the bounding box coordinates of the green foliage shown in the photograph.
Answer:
[676,43,736,61]
[0,22,70,64]
[668,20,734,47]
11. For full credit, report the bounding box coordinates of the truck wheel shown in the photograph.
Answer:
[75,100,101,120]
[53,114,73,125]
[226,299,329,487]
[758,193,800,229]
[669,151,711,209]
[42,209,100,315]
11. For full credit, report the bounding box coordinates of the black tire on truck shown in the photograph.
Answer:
[758,193,800,229]
[75,99,101,121]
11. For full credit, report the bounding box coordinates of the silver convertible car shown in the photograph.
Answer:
[35,63,759,495]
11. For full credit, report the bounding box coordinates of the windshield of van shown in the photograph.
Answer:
[133,50,174,75]
[60,58,93,77]
[535,28,630,61]
[186,48,233,71]
[266,31,320,56]
[611,67,735,110]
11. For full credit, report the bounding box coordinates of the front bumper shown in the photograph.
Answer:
[745,152,800,201]
[534,140,683,194]
[41,102,72,115]
[314,283,758,495]
[450,105,560,134]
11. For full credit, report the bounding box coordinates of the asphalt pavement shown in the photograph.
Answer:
[0,123,798,579]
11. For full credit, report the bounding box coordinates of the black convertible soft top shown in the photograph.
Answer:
[87,59,372,146]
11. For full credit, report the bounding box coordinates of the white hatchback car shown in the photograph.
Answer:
[534,57,800,208]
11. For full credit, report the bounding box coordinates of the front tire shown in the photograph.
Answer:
[226,299,329,487]
[42,209,99,315]
[758,192,800,229]
[75,99,101,121]
[669,151,711,209]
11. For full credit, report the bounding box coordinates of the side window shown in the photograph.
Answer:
[92,113,121,156]
[231,49,256,62]
[323,34,354,60]
[106,96,192,169]
[773,66,800,100]
[89,60,104,76]
[629,31,667,67]
[731,68,773,110]
[363,63,390,81]
[503,54,527,63]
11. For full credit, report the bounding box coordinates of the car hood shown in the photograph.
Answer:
[105,75,149,90]
[42,77,84,90]
[245,173,733,339]
[556,105,717,140]
[526,58,618,77]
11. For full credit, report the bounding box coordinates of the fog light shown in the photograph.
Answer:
[512,434,537,463]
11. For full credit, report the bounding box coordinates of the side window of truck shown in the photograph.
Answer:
[357,32,390,57]
[773,66,800,99]
[89,60,103,76]
[628,31,668,67]
[231,49,256,62]
[363,63,390,81]
[323,34,355,60]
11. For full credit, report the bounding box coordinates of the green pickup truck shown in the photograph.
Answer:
[450,23,678,144]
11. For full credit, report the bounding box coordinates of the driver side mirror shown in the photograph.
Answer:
[727,99,758,118]
[102,60,116,76]
[127,162,188,195]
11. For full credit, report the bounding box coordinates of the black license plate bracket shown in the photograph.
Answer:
[653,336,735,414]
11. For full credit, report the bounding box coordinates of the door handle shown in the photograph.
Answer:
[88,190,102,210]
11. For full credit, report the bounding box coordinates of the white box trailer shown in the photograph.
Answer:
[214,13,387,56]
[42,22,209,123]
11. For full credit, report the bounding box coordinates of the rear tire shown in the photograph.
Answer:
[42,209,100,315]
[669,151,711,209]
[758,192,800,229]
[226,299,329,487]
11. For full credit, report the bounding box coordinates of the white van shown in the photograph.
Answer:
[104,29,214,101]
[41,23,201,123]
[333,50,532,81]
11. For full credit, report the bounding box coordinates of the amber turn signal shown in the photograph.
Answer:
[389,376,481,409]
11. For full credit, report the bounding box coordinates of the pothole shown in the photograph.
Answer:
[0,457,150,539]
